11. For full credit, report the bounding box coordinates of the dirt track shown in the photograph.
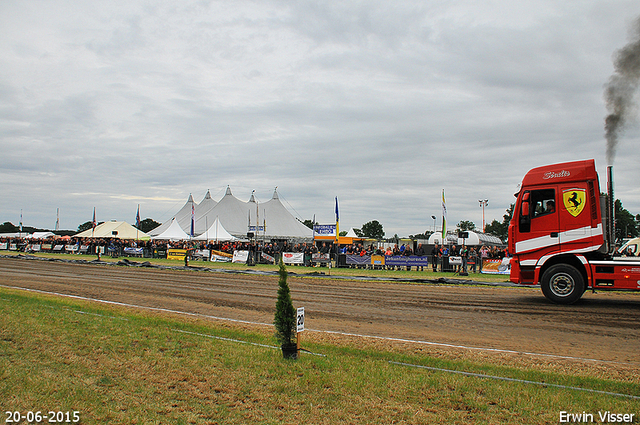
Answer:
[2,257,639,372]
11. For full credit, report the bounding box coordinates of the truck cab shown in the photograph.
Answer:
[509,160,616,303]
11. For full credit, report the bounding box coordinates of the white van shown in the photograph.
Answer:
[618,237,640,257]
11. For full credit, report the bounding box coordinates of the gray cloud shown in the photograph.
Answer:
[1,0,639,234]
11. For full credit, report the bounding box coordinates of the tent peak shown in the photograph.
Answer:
[272,187,279,200]
[225,186,232,196]
[204,190,211,200]
[249,190,256,203]
[187,193,194,202]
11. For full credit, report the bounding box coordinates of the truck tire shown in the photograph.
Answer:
[540,264,585,304]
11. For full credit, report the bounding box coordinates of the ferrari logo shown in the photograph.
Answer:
[563,188,586,217]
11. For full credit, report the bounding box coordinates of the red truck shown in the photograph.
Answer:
[508,159,640,304]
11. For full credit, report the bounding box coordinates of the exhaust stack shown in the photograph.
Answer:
[607,165,615,254]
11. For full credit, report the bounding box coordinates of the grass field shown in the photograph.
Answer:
[1,287,638,424]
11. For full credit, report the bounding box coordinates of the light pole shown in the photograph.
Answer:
[478,199,488,233]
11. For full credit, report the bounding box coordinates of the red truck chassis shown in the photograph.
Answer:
[508,160,640,304]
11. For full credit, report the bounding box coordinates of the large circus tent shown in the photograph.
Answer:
[148,187,314,241]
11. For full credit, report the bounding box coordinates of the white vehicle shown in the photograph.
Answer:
[617,237,640,258]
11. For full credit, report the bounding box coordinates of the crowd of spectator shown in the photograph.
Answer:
[1,235,507,273]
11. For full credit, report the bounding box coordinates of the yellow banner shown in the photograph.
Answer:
[167,249,189,260]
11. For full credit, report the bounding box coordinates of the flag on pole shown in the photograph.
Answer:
[441,189,447,241]
[92,207,96,237]
[335,197,339,242]
[19,210,23,233]
[136,205,141,229]
[190,198,195,237]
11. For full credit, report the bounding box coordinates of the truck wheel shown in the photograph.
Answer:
[540,264,584,304]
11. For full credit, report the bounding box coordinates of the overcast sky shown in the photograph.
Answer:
[2,0,639,237]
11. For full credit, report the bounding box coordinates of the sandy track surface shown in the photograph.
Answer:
[2,257,639,374]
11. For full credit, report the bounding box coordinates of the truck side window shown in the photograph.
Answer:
[531,189,556,218]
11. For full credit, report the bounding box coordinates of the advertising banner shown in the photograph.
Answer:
[282,252,304,264]
[345,255,430,267]
[211,250,232,262]
[192,249,210,260]
[346,254,370,265]
[481,258,511,274]
[313,224,336,237]
[261,252,275,263]
[123,247,144,256]
[312,253,331,263]
[384,256,430,267]
[232,250,249,263]
[167,249,189,260]
[211,249,232,259]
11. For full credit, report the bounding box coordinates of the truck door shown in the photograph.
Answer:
[558,182,597,251]
[515,187,560,256]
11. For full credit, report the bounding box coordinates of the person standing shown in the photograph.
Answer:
[432,244,440,272]
[415,243,425,271]
[468,247,478,273]
[479,245,489,272]
[460,245,468,274]
[450,244,459,273]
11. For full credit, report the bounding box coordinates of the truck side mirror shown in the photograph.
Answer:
[519,192,531,233]
[521,192,530,217]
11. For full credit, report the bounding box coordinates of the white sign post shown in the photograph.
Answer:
[296,307,305,351]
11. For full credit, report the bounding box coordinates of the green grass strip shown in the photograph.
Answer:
[2,287,638,424]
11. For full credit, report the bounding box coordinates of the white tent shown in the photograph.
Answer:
[427,231,502,246]
[345,228,359,238]
[427,233,457,245]
[193,217,236,241]
[193,190,218,235]
[150,218,190,241]
[457,230,503,246]
[205,187,250,237]
[28,231,56,239]
[154,187,313,240]
[248,189,314,240]
[75,221,150,240]
[148,194,197,236]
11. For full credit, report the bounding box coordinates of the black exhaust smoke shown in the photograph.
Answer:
[604,17,640,165]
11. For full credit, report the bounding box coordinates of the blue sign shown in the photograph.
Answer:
[384,256,430,267]
[346,254,370,265]
[345,255,430,267]
[314,224,336,235]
